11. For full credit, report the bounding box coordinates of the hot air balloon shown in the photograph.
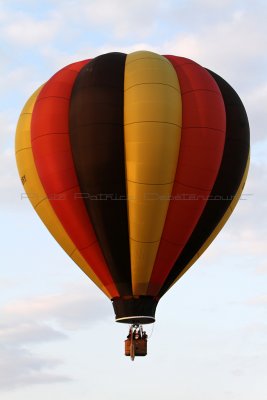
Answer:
[15,51,250,360]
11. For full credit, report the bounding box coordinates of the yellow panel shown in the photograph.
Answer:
[127,181,173,242]
[125,50,172,67]
[15,113,34,152]
[169,154,250,289]
[16,149,47,207]
[129,240,160,294]
[125,122,180,184]
[124,51,182,295]
[125,85,181,126]
[15,88,111,298]
[15,87,42,153]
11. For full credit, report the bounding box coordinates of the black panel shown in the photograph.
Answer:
[69,52,132,295]
[159,70,250,297]
[112,297,158,324]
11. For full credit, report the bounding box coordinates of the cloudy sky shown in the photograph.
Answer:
[1,0,267,398]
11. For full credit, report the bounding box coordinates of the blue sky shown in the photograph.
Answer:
[1,0,267,398]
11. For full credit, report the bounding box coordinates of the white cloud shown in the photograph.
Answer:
[0,149,20,202]
[195,0,234,7]
[0,322,66,345]
[0,112,15,143]
[0,284,110,391]
[3,284,110,330]
[0,345,70,390]
[243,322,267,335]
[243,84,267,142]
[255,263,267,275]
[0,110,22,208]
[49,0,166,40]
[2,11,62,46]
[0,65,42,99]
[248,294,267,306]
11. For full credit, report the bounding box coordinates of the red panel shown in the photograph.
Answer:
[162,183,208,243]
[66,60,90,72]
[31,60,119,298]
[170,59,219,93]
[32,98,69,136]
[182,91,225,130]
[147,55,226,296]
[38,69,78,99]
[31,134,78,193]
[175,127,225,190]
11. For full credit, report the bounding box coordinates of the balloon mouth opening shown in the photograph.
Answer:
[112,296,158,325]
[116,315,155,324]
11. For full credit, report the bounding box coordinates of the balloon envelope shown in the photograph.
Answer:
[15,51,250,324]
